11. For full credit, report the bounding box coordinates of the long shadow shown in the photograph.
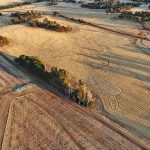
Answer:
[77,53,150,83]
[1,52,150,149]
[118,45,150,56]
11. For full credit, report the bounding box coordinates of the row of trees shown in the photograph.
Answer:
[0,36,9,47]
[30,18,72,32]
[119,11,150,22]
[107,2,140,13]
[11,11,42,24]
[15,55,95,107]
[132,0,150,2]
[0,1,31,10]
[0,0,48,10]
[80,1,140,12]
[81,3,110,9]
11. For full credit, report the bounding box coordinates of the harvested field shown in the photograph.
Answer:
[0,1,150,149]
[0,54,147,149]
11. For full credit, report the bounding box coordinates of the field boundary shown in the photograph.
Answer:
[56,14,150,42]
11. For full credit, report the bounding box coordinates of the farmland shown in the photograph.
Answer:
[0,0,150,149]
[0,53,146,150]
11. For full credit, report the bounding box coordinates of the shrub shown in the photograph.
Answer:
[52,11,60,17]
[11,11,42,24]
[11,17,21,24]
[0,36,9,47]
[30,18,72,32]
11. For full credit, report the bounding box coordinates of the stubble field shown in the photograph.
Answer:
[0,1,150,148]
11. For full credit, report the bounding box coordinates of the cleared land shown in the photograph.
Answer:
[0,1,150,149]
[0,53,146,150]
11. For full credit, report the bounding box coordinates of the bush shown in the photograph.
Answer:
[52,11,60,17]
[15,55,95,107]
[0,36,9,47]
[11,11,42,24]
[30,18,72,32]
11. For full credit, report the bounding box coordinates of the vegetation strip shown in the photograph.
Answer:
[11,11,72,32]
[30,18,72,32]
[0,0,46,10]
[119,11,150,22]
[54,12,150,41]
[81,2,140,13]
[0,1,31,10]
[11,11,42,24]
[14,55,95,107]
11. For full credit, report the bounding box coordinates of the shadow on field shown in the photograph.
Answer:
[0,51,104,111]
[118,45,150,56]
[77,52,150,83]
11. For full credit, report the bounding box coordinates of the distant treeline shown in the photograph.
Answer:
[132,0,150,2]
[15,55,95,107]
[119,11,150,22]
[0,0,47,10]
[81,1,140,13]
[0,1,31,10]
[30,18,72,32]
[10,11,72,32]
[11,11,42,24]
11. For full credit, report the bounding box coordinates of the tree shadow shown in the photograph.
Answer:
[77,52,150,83]
[118,45,150,56]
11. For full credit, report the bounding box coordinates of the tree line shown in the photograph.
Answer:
[119,11,150,22]
[11,11,42,24]
[15,55,95,107]
[30,18,72,32]
[0,1,31,10]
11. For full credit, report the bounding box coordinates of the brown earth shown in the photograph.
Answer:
[0,2,150,149]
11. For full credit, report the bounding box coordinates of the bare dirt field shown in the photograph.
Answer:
[0,1,150,149]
